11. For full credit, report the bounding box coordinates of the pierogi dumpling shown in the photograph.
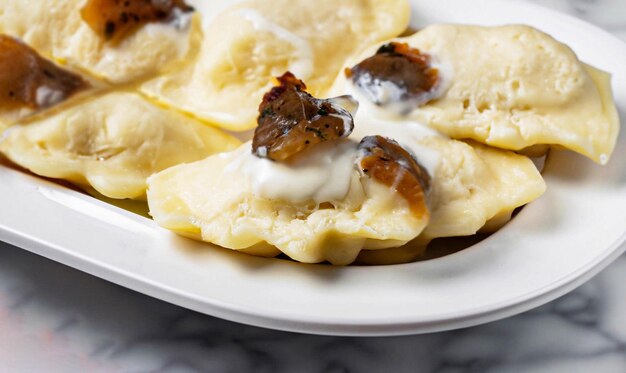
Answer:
[334,24,620,164]
[351,119,547,241]
[354,136,546,265]
[0,92,240,199]
[420,138,545,239]
[147,141,430,265]
[0,0,198,83]
[148,73,432,265]
[141,0,410,131]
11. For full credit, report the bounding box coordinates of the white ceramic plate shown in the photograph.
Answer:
[1,0,625,336]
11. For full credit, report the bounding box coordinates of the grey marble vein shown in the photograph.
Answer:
[1,0,626,372]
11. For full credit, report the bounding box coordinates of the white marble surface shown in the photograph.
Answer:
[1,0,626,371]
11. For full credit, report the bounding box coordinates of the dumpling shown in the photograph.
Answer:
[0,92,240,199]
[141,0,410,131]
[147,140,433,265]
[420,138,545,239]
[333,24,620,164]
[354,134,546,265]
[0,35,91,131]
[147,73,431,265]
[0,0,199,83]
[350,118,547,243]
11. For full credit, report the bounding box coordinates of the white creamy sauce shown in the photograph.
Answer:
[36,86,65,108]
[238,9,314,80]
[227,140,358,204]
[430,57,454,101]
[329,113,352,135]
[348,53,453,117]
[343,77,444,179]
[326,95,359,134]
[351,115,443,179]
[220,46,451,205]
[352,73,407,107]
[224,110,442,204]
[168,7,194,30]
[223,89,444,204]
[344,80,406,122]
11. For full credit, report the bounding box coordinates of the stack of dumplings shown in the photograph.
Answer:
[0,0,619,265]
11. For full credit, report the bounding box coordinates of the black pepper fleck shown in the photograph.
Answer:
[104,21,116,38]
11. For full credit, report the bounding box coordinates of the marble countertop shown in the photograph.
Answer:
[2,0,626,371]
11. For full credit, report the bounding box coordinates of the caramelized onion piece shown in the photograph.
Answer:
[81,0,194,41]
[358,135,431,218]
[252,72,356,161]
[347,42,439,109]
[0,35,88,110]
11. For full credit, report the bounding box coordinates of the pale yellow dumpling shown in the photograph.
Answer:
[142,0,410,131]
[419,138,545,240]
[147,142,429,265]
[334,24,620,164]
[0,0,199,83]
[356,137,546,265]
[0,109,30,133]
[352,127,546,240]
[0,92,240,199]
[344,114,546,265]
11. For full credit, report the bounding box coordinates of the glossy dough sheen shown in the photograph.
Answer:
[336,24,620,163]
[142,0,410,130]
[0,0,198,83]
[0,92,240,199]
[147,143,429,265]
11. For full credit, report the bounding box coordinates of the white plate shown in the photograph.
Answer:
[1,0,625,336]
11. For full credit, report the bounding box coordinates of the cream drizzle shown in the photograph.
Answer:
[222,46,451,205]
[350,116,442,179]
[226,140,358,204]
[347,54,453,117]
[344,77,444,178]
[224,112,441,205]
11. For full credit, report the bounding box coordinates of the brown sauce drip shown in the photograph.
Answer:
[252,72,356,162]
[347,42,439,108]
[80,0,194,42]
[0,35,88,110]
[358,135,431,218]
